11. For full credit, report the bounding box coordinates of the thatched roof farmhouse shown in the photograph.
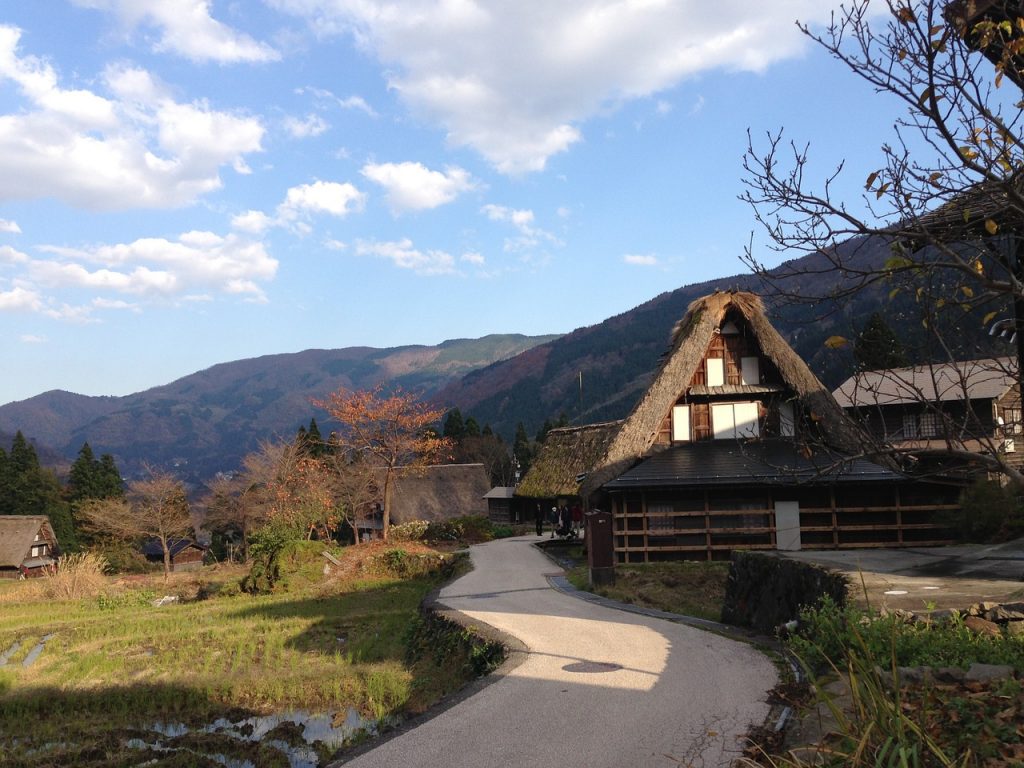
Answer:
[518,290,960,561]
[0,516,58,577]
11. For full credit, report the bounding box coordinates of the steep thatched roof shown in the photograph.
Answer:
[0,516,55,568]
[515,421,622,499]
[517,291,872,501]
[390,463,491,523]
[582,290,869,497]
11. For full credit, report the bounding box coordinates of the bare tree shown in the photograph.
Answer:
[326,451,381,543]
[742,0,1024,485]
[79,469,192,579]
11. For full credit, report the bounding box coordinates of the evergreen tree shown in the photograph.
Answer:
[464,417,481,437]
[96,454,124,498]
[68,442,100,502]
[1,432,77,550]
[513,422,533,476]
[443,409,466,440]
[482,424,494,437]
[854,312,908,372]
[307,418,325,457]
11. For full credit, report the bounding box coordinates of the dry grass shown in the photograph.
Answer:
[41,553,109,600]
[569,560,730,621]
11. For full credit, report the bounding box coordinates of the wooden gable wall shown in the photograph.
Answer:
[653,311,794,447]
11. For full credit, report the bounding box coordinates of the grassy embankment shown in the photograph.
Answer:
[558,544,730,621]
[0,539,494,767]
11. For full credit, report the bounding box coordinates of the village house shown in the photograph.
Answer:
[142,539,206,572]
[0,516,58,578]
[833,358,1023,473]
[355,463,492,541]
[517,291,962,562]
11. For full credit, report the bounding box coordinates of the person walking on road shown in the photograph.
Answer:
[534,503,544,536]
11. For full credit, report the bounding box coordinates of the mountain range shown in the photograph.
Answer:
[3,231,998,485]
[0,335,557,483]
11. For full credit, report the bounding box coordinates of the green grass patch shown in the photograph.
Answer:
[0,545,492,767]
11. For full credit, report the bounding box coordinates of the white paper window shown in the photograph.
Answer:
[712,402,760,439]
[902,413,918,438]
[672,405,691,442]
[707,357,725,387]
[741,356,760,386]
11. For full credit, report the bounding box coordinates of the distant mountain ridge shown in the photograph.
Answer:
[4,231,995,485]
[0,334,558,483]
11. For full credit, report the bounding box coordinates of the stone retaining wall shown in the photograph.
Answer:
[721,551,849,633]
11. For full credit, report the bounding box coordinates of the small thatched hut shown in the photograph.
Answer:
[518,290,960,562]
[389,463,491,524]
[0,516,58,578]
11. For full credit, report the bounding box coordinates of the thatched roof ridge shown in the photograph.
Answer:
[515,421,623,499]
[581,290,869,497]
[0,515,55,568]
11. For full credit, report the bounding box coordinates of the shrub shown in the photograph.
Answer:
[789,597,1024,674]
[242,526,329,594]
[371,548,451,579]
[422,515,496,544]
[943,478,1024,543]
[91,539,152,574]
[389,521,430,542]
[42,552,109,600]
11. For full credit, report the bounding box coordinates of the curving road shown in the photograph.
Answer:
[336,535,778,768]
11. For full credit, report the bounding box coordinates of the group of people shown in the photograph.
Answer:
[534,502,583,538]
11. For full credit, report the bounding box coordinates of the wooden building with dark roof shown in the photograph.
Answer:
[517,290,961,562]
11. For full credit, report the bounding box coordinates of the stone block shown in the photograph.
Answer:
[964,616,1002,637]
[965,663,1014,683]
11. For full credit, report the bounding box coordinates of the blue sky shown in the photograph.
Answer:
[0,1,903,405]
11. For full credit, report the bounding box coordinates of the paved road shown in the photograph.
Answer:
[336,536,778,768]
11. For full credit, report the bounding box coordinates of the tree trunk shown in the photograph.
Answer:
[382,469,393,541]
[162,540,171,581]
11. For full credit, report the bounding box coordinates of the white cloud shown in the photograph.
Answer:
[20,334,46,343]
[297,87,379,117]
[271,0,838,174]
[72,0,279,63]
[355,238,457,275]
[689,95,705,115]
[278,180,365,221]
[0,245,28,264]
[92,297,141,311]
[0,219,21,234]
[461,251,485,265]
[361,161,475,212]
[0,29,265,210]
[231,209,273,234]
[31,230,277,302]
[284,113,330,138]
[624,253,658,266]
[233,180,365,236]
[324,239,347,250]
[0,286,43,311]
[481,203,561,253]
[656,100,673,115]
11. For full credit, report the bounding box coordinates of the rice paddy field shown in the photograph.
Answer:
[0,542,488,767]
